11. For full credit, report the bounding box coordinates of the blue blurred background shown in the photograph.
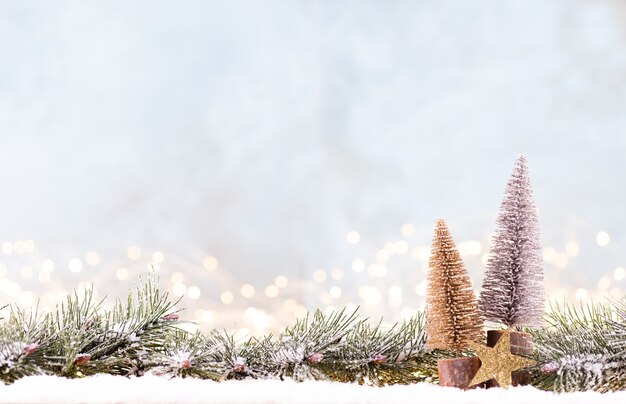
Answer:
[1,1,625,334]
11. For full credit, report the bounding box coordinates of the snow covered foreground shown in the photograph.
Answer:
[0,376,623,404]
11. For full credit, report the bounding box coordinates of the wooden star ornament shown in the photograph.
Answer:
[468,329,536,388]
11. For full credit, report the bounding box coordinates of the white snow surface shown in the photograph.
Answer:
[0,375,622,404]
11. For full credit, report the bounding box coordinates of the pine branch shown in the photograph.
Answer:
[207,331,275,380]
[0,275,181,381]
[321,313,435,386]
[0,306,48,384]
[268,307,358,381]
[531,301,626,392]
[1,276,441,386]
[149,330,224,380]
[96,275,182,376]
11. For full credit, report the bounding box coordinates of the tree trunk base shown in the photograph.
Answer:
[437,357,484,389]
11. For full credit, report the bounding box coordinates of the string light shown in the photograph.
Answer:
[329,286,342,299]
[293,305,307,318]
[0,227,622,337]
[598,276,611,291]
[330,267,343,280]
[201,310,214,324]
[220,291,234,305]
[351,259,365,273]
[596,231,610,247]
[265,285,279,298]
[274,275,288,288]
[368,264,387,278]
[13,241,26,254]
[401,223,415,237]
[24,240,35,254]
[565,241,580,257]
[313,269,326,283]
[415,281,427,296]
[459,240,481,256]
[388,286,402,307]
[41,259,54,273]
[2,242,13,255]
[240,284,255,299]
[38,271,50,283]
[127,246,141,260]
[394,241,409,254]
[85,252,100,266]
[68,258,83,273]
[346,231,360,245]
[172,283,187,297]
[187,286,201,300]
[203,256,218,271]
[115,267,128,280]
[363,286,382,305]
[554,253,569,269]
[282,299,297,311]
[20,266,33,279]
[171,272,184,284]
[543,247,557,262]
[411,246,430,262]
[152,251,165,264]
[376,249,390,263]
[319,292,332,305]
[19,291,33,306]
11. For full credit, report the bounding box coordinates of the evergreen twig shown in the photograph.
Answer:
[531,300,626,392]
[6,275,626,392]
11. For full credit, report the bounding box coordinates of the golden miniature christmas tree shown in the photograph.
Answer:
[426,219,483,350]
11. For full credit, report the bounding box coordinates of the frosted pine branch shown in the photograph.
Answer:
[149,330,224,380]
[267,308,358,381]
[531,301,626,392]
[320,315,435,385]
[539,354,626,393]
[1,280,442,386]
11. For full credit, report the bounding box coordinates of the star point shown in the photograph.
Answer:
[468,329,536,388]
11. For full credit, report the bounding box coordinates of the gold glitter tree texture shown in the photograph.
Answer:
[426,219,484,350]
